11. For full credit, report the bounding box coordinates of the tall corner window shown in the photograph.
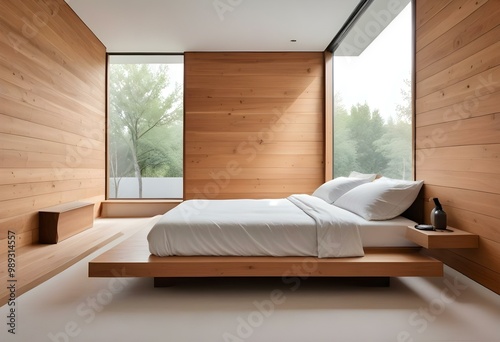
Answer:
[108,55,183,199]
[332,0,413,180]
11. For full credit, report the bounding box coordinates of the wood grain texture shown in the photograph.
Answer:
[415,0,453,29]
[406,226,479,249]
[415,0,500,294]
[416,0,500,72]
[416,24,500,84]
[38,202,94,243]
[0,0,106,244]
[416,0,488,52]
[416,65,500,114]
[101,200,181,218]
[184,52,325,199]
[416,40,500,98]
[416,89,500,128]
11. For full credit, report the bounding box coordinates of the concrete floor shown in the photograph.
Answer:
[1,218,499,342]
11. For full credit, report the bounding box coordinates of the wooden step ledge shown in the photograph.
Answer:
[0,218,150,307]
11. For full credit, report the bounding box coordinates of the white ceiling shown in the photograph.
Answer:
[65,0,361,53]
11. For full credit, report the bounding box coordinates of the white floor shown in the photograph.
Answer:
[1,219,499,342]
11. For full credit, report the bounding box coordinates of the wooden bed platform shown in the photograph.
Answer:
[88,224,443,281]
[89,186,440,285]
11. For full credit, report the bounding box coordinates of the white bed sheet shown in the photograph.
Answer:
[147,195,416,258]
[148,196,319,257]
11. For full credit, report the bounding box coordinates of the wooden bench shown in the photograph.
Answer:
[39,202,95,244]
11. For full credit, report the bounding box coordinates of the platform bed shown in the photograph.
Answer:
[88,220,443,287]
[88,191,443,286]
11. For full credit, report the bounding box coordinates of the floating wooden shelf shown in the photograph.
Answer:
[405,226,479,249]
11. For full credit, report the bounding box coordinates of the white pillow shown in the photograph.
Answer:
[333,177,424,220]
[312,177,370,204]
[349,171,377,182]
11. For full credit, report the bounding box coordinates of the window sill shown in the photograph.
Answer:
[101,200,182,218]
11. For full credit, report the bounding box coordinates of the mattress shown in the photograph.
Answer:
[358,217,417,247]
[147,195,417,258]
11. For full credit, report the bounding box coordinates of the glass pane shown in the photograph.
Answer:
[333,1,412,180]
[108,55,183,198]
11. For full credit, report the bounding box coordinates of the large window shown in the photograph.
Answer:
[108,55,183,199]
[332,0,413,180]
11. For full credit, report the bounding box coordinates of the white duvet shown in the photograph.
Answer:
[147,194,364,258]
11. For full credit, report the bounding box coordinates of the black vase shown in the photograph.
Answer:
[430,198,447,230]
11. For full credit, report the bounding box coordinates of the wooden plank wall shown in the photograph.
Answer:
[415,0,500,294]
[0,0,106,251]
[184,52,325,199]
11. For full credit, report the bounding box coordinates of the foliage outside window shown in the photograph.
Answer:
[108,55,183,198]
[333,0,413,180]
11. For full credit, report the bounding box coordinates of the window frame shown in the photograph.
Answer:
[324,0,416,181]
[106,53,184,200]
